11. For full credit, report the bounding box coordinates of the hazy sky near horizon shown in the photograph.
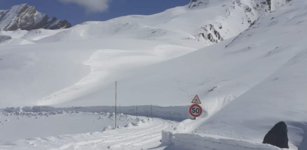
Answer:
[0,0,189,25]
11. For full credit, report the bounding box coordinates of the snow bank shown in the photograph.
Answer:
[102,126,115,131]
[0,111,146,142]
[1,105,197,121]
[0,115,175,150]
[162,130,174,145]
[168,133,281,150]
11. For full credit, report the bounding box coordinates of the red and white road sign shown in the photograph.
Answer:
[191,95,201,104]
[189,104,202,118]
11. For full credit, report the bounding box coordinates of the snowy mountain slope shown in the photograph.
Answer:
[0,29,66,46]
[0,38,194,107]
[165,0,307,149]
[194,48,307,150]
[0,29,63,45]
[167,48,307,150]
[0,0,285,107]
[31,0,289,48]
[0,4,71,31]
[0,30,29,39]
[0,0,297,117]
[32,0,307,148]
[53,0,299,109]
[0,0,294,108]
[0,0,290,46]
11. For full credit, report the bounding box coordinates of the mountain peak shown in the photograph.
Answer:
[0,3,72,31]
[17,3,28,6]
[12,3,28,8]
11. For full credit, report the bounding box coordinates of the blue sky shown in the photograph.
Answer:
[0,0,189,25]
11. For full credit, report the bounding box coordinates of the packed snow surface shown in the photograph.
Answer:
[0,111,143,142]
[0,110,177,150]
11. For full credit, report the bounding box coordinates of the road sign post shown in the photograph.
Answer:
[191,95,201,104]
[189,104,202,118]
[115,81,117,129]
[189,95,202,118]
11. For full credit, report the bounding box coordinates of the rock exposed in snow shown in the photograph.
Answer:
[0,3,71,31]
[191,0,291,44]
[188,0,210,8]
[263,121,289,149]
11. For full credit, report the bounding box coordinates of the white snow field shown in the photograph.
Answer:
[0,0,286,107]
[0,110,153,142]
[0,0,307,149]
[0,110,177,150]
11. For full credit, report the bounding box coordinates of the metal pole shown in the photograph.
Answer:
[136,105,137,119]
[151,105,153,121]
[119,104,121,114]
[115,81,117,128]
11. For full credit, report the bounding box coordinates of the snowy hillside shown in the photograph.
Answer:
[51,0,296,108]
[0,0,306,150]
[194,46,307,150]
[0,0,291,108]
[1,0,286,47]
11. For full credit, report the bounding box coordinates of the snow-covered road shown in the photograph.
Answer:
[0,110,177,150]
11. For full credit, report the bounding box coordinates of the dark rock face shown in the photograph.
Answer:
[44,17,71,30]
[198,24,224,43]
[263,121,289,149]
[188,0,210,8]
[194,0,292,45]
[0,4,71,31]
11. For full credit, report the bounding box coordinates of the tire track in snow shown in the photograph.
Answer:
[0,119,177,150]
[47,122,169,150]
[107,129,166,149]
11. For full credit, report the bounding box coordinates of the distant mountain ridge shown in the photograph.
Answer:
[0,3,71,31]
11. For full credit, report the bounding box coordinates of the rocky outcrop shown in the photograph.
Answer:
[43,17,71,30]
[189,0,210,8]
[198,24,223,43]
[0,4,71,31]
[263,121,289,149]
[190,0,290,45]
